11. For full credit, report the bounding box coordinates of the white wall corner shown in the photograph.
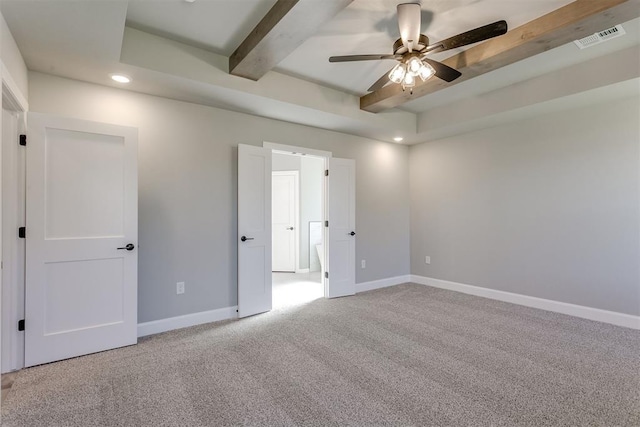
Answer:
[1,11,29,105]
[410,275,640,330]
[137,306,238,338]
[356,275,412,293]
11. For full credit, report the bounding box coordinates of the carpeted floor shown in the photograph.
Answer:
[2,283,639,426]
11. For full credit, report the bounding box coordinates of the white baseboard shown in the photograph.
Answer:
[411,275,640,330]
[137,274,409,338]
[138,306,238,338]
[356,275,412,293]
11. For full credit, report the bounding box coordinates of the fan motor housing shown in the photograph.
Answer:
[393,34,429,55]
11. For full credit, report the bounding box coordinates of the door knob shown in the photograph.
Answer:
[349,231,356,236]
[241,236,254,242]
[287,227,294,230]
[117,243,135,251]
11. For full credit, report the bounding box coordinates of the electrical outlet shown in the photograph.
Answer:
[425,256,431,265]
[361,260,366,269]
[176,281,185,295]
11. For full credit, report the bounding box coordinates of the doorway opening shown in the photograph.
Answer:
[270,150,325,308]
[238,142,355,318]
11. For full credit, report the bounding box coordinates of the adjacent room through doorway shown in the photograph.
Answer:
[271,151,324,308]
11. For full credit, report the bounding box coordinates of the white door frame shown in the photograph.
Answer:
[272,170,299,273]
[1,65,28,373]
[263,142,330,297]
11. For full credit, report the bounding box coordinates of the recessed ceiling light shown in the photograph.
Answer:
[110,74,131,84]
[184,0,196,3]
[393,137,403,142]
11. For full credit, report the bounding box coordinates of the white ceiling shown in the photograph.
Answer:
[125,0,277,55]
[1,0,638,144]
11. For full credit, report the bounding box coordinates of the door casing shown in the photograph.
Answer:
[1,73,28,373]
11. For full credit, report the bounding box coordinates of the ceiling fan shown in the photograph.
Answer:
[329,3,508,93]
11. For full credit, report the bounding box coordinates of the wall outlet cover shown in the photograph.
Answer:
[425,256,431,264]
[177,281,185,294]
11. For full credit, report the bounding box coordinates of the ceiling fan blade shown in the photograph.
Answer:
[329,54,399,63]
[397,3,421,52]
[367,68,394,92]
[425,20,508,54]
[422,58,462,82]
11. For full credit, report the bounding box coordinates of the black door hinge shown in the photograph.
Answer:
[325,221,328,227]
[18,227,25,238]
[325,170,329,176]
[18,319,25,331]
[325,271,329,279]
[19,134,26,146]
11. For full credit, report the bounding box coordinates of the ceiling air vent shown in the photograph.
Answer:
[574,25,626,49]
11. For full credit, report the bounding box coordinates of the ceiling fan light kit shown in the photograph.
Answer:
[417,62,435,81]
[402,72,415,90]
[407,56,422,75]
[328,3,508,94]
[389,63,406,84]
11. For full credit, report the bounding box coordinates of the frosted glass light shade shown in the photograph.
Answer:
[402,72,415,88]
[407,57,423,75]
[418,62,435,81]
[388,63,407,84]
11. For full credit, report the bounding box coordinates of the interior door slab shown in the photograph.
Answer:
[25,113,138,367]
[327,157,356,298]
[238,144,272,318]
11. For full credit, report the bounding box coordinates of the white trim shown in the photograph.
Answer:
[295,268,310,274]
[264,141,332,159]
[1,72,27,372]
[411,275,640,330]
[1,61,29,112]
[1,110,25,373]
[356,275,411,293]
[137,306,238,338]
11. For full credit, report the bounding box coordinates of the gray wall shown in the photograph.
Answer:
[29,72,411,323]
[410,95,640,315]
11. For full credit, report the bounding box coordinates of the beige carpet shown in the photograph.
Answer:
[2,283,639,426]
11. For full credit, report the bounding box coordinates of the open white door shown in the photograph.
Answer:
[238,144,272,318]
[25,113,138,367]
[327,157,356,298]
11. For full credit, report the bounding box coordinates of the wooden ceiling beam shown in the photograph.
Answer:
[360,0,640,113]
[229,0,353,81]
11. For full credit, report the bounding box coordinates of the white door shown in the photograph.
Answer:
[25,113,138,367]
[272,171,297,272]
[238,144,272,318]
[327,157,356,298]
